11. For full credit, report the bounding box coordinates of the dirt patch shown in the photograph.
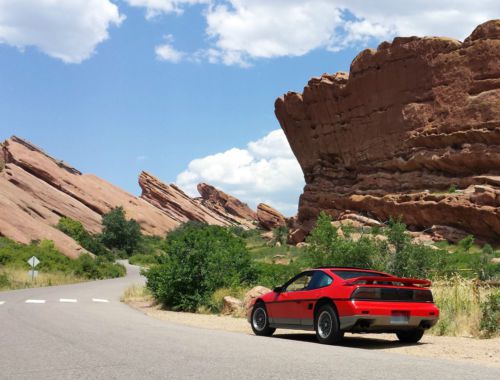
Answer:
[127,300,499,368]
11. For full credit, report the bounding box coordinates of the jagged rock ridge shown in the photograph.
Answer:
[0,136,261,258]
[275,20,500,242]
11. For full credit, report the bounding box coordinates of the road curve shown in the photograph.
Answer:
[0,262,498,380]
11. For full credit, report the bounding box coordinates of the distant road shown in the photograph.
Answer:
[0,262,498,379]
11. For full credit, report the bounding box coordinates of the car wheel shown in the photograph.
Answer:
[251,303,276,337]
[396,328,425,343]
[315,304,344,345]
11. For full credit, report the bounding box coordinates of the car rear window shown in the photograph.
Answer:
[331,270,388,279]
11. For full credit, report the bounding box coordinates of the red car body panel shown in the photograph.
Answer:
[248,268,439,333]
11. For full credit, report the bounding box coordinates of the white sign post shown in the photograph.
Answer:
[27,256,40,282]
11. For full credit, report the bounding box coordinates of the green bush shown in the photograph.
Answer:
[0,237,125,280]
[272,226,289,246]
[253,262,302,288]
[57,217,109,257]
[448,184,457,193]
[457,235,474,253]
[146,222,256,312]
[101,207,142,255]
[480,290,499,338]
[129,253,162,267]
[0,272,10,288]
[305,212,390,271]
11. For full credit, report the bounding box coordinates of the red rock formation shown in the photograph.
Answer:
[275,20,500,242]
[139,172,254,228]
[257,203,286,230]
[197,183,257,221]
[0,136,257,258]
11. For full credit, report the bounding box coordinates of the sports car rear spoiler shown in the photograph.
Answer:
[343,276,431,287]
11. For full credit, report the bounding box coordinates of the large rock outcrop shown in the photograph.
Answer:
[257,203,287,230]
[0,136,257,258]
[197,183,257,222]
[275,20,500,242]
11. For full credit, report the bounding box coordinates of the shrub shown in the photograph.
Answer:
[101,207,142,255]
[305,212,390,271]
[457,235,474,253]
[0,272,10,288]
[480,290,500,338]
[253,262,302,288]
[129,253,161,267]
[146,222,256,312]
[272,226,289,246]
[57,217,109,257]
[448,184,457,193]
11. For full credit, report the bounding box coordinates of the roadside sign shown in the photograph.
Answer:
[27,256,40,268]
[27,256,40,282]
[27,270,39,279]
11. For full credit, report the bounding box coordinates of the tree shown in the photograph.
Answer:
[101,207,141,255]
[146,222,256,312]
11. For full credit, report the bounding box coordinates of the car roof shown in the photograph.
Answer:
[315,266,382,271]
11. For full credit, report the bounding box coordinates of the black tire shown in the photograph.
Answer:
[396,328,425,343]
[315,304,344,345]
[251,303,276,337]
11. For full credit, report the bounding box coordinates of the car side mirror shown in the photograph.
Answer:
[273,286,283,293]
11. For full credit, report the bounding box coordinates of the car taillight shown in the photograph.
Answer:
[351,287,434,302]
[414,290,433,302]
[351,288,381,300]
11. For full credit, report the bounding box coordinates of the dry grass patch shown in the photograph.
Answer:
[121,284,154,303]
[431,277,495,337]
[0,267,88,290]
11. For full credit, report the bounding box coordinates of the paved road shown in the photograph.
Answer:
[0,262,498,380]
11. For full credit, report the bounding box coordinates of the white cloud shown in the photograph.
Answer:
[176,129,304,216]
[126,0,209,18]
[0,0,124,63]
[155,34,184,62]
[133,0,500,66]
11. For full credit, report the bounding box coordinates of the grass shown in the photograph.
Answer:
[430,277,496,338]
[120,284,153,303]
[0,267,88,290]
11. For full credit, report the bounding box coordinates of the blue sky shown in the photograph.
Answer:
[0,1,497,215]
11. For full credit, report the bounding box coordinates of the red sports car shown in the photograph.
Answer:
[248,267,439,344]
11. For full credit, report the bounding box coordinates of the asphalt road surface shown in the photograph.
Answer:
[1,262,498,380]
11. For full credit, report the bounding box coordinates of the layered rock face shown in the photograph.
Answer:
[197,183,257,221]
[275,20,500,242]
[0,136,257,258]
[257,203,287,230]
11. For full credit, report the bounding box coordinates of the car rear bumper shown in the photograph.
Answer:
[339,314,438,332]
[337,300,439,332]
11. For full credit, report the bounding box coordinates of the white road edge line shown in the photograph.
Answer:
[59,298,77,303]
[92,298,109,303]
[25,299,46,304]
[0,301,5,305]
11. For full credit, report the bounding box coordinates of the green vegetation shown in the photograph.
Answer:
[448,184,458,193]
[480,290,500,338]
[57,217,109,257]
[0,237,125,290]
[101,207,142,255]
[146,222,256,312]
[134,210,499,338]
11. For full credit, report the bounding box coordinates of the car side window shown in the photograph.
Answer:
[285,273,313,292]
[306,271,333,290]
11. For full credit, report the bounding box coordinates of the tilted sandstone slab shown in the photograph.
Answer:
[139,171,253,227]
[275,20,500,242]
[0,136,258,258]
[257,203,287,230]
[197,183,257,221]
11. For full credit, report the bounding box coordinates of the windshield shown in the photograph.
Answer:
[332,270,388,279]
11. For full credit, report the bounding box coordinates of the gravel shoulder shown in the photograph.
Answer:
[127,300,499,368]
